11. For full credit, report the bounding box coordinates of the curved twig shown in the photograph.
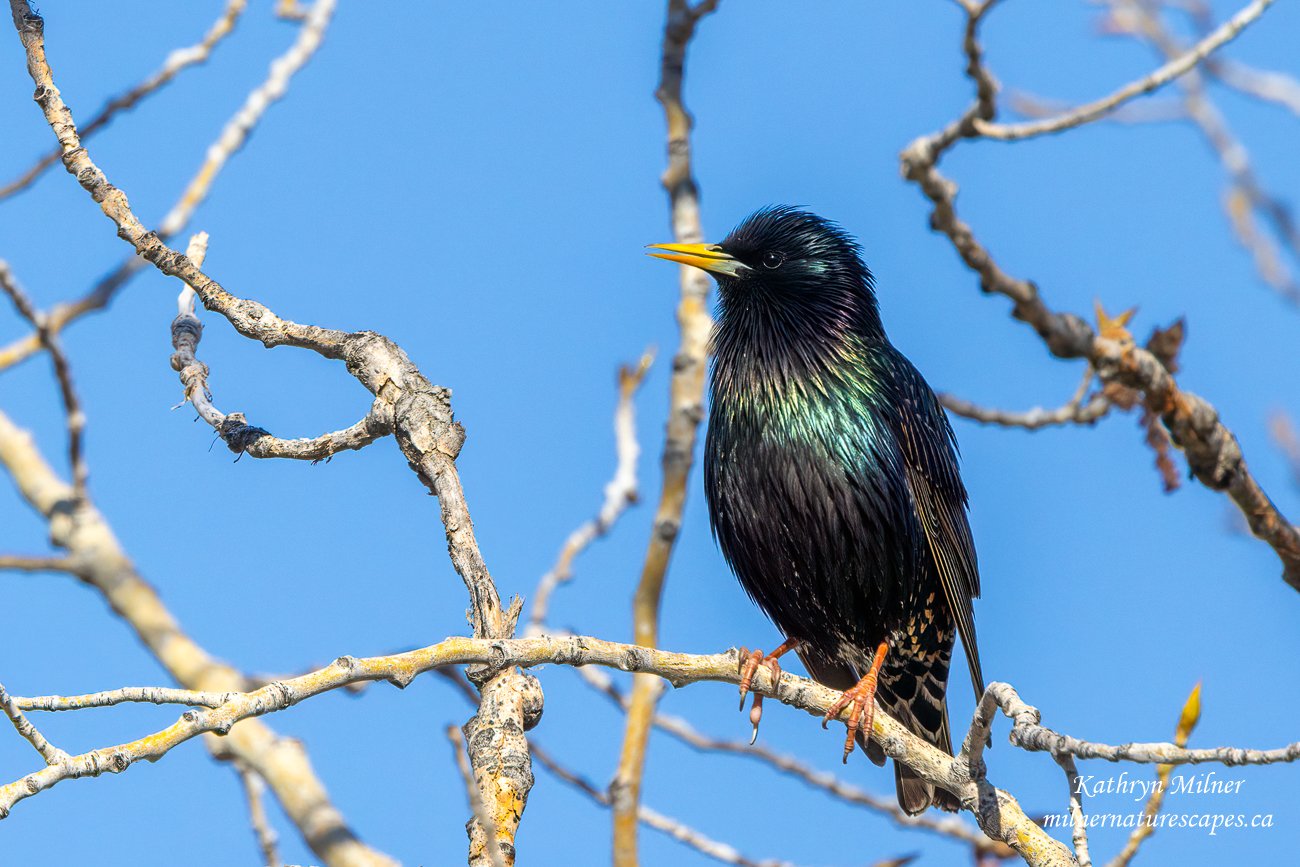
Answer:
[975,0,1275,141]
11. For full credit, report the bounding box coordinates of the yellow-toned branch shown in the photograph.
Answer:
[448,726,508,867]
[0,406,396,867]
[1104,684,1202,867]
[0,636,1087,866]
[7,6,532,860]
[612,3,717,863]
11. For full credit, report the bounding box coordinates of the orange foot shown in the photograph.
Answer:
[737,637,801,745]
[822,640,889,763]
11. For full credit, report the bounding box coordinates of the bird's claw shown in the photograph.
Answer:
[737,646,786,743]
[822,675,879,764]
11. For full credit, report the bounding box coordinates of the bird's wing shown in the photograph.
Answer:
[892,360,985,698]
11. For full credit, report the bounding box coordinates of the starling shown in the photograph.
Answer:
[648,207,984,814]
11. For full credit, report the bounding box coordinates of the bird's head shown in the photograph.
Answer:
[647,206,882,340]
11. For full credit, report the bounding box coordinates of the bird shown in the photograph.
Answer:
[647,206,984,814]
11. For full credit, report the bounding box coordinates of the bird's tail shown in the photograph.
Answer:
[797,648,959,815]
[874,657,959,815]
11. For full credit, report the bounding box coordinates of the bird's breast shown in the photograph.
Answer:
[703,385,922,653]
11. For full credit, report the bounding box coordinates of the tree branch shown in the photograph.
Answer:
[899,0,1300,591]
[0,0,331,373]
[0,406,396,866]
[527,352,652,635]
[612,3,718,861]
[7,5,538,860]
[533,742,803,867]
[940,366,1111,431]
[974,0,1275,141]
[0,0,247,200]
[0,637,1148,865]
[0,682,68,766]
[0,260,88,501]
[169,234,393,461]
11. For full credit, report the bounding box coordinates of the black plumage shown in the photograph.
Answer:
[649,207,984,814]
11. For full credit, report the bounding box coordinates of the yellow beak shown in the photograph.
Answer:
[646,242,747,277]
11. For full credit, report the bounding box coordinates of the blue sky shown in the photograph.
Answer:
[1,2,1298,865]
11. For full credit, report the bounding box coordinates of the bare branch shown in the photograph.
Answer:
[975,0,1275,140]
[169,234,393,461]
[1007,90,1190,125]
[14,687,237,712]
[0,407,395,866]
[0,682,68,766]
[613,2,718,859]
[0,637,1099,865]
[0,0,332,373]
[983,681,1294,767]
[528,351,653,635]
[1105,683,1202,867]
[0,554,81,574]
[448,726,508,867]
[1054,754,1091,867]
[940,366,1111,430]
[533,742,801,867]
[0,0,247,200]
[0,261,88,501]
[1210,57,1300,119]
[233,760,282,867]
[900,0,1300,591]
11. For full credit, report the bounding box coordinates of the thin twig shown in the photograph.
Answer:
[0,682,68,766]
[0,0,248,200]
[0,261,88,502]
[169,234,394,461]
[0,555,81,575]
[1053,754,1091,867]
[233,760,282,867]
[533,742,801,867]
[528,351,653,635]
[1210,57,1300,119]
[1104,683,1202,867]
[940,367,1111,430]
[14,687,237,712]
[980,681,1290,766]
[975,0,1275,140]
[0,0,331,373]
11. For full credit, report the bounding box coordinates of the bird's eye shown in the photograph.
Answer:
[761,251,784,269]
